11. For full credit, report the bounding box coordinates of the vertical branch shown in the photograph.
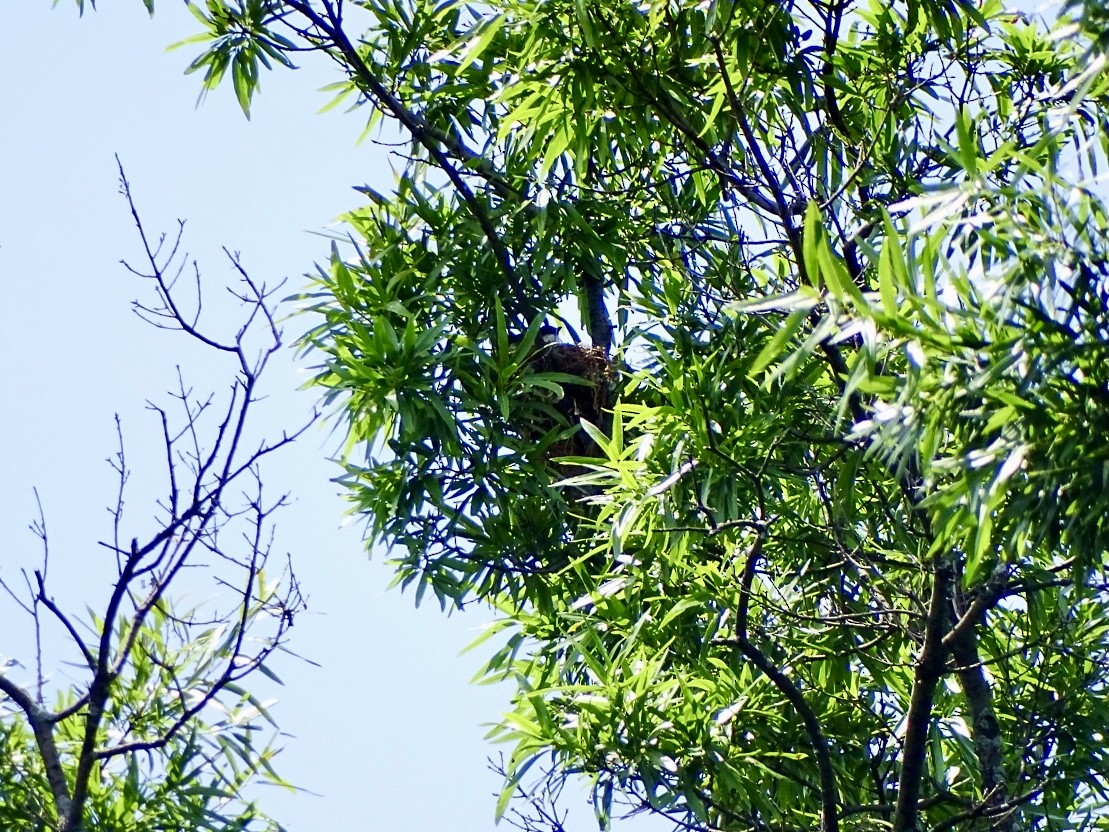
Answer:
[893,558,953,832]
[65,539,139,831]
[29,490,49,703]
[944,569,1017,832]
[949,629,1015,832]
[580,269,613,354]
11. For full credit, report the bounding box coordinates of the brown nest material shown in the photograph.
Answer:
[526,342,618,473]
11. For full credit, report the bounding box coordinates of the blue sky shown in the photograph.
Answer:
[0,3,562,830]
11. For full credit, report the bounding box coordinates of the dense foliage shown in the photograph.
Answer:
[78,1,1109,831]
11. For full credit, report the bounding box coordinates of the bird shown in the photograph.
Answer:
[538,324,560,346]
[507,323,559,348]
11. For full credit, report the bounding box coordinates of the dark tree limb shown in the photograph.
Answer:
[946,565,1017,832]
[892,558,954,832]
[281,0,540,324]
[0,673,72,824]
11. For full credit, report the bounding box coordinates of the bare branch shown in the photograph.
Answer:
[0,162,317,831]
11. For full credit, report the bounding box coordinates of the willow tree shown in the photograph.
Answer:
[130,0,1109,830]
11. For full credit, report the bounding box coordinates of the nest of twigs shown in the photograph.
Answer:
[524,342,618,473]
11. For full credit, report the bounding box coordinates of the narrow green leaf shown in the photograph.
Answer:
[748,308,808,377]
[955,108,977,177]
[454,14,504,74]
[802,201,824,288]
[726,287,821,315]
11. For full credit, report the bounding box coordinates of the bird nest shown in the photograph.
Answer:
[520,342,618,469]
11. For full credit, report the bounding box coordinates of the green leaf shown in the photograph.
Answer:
[453,13,505,74]
[802,200,824,289]
[954,107,978,177]
[726,287,821,315]
[747,308,809,377]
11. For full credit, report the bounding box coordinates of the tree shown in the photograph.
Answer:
[84,1,1109,831]
[0,163,309,832]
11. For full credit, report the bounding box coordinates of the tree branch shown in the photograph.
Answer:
[281,0,539,324]
[893,558,954,832]
[733,532,840,832]
[0,672,72,824]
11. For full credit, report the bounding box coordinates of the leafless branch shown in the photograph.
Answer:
[0,164,314,832]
